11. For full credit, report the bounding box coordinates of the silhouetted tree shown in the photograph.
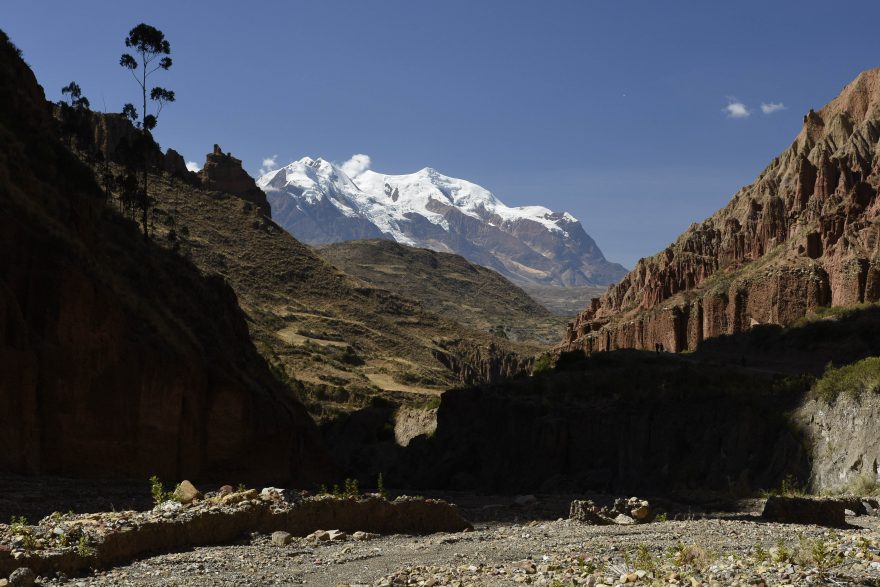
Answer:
[61,81,90,109]
[119,23,175,237]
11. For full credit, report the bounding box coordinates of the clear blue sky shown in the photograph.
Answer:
[6,1,880,267]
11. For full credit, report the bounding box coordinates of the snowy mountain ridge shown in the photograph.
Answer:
[258,156,627,288]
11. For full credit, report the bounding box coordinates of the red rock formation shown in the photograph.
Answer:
[0,32,330,484]
[566,68,880,352]
[199,145,271,217]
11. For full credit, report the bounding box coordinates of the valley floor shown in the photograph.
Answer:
[18,490,879,587]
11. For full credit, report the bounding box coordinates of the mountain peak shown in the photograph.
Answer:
[259,157,627,287]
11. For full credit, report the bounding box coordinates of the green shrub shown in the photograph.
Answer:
[9,516,36,550]
[377,472,388,499]
[77,534,95,557]
[149,475,178,505]
[532,353,554,375]
[814,357,880,403]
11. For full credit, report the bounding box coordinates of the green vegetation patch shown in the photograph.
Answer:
[814,357,880,403]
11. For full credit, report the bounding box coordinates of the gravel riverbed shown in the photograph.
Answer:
[39,513,880,586]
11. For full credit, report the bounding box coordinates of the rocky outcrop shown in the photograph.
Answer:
[199,144,271,217]
[566,68,880,352]
[432,339,534,386]
[794,393,880,493]
[0,30,330,484]
[762,496,846,527]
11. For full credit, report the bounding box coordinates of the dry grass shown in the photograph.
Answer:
[145,173,535,420]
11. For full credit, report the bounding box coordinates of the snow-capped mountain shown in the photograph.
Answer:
[258,156,627,287]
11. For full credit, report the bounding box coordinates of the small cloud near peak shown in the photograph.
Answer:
[185,161,201,172]
[259,155,279,176]
[760,102,786,115]
[723,99,750,119]
[340,154,371,179]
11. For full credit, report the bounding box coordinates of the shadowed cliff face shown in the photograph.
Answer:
[567,68,880,353]
[0,31,331,484]
[371,351,810,495]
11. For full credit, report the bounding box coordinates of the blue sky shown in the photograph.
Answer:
[6,1,880,267]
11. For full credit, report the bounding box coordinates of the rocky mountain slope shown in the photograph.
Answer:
[259,157,627,288]
[0,31,330,484]
[316,240,569,346]
[123,153,535,422]
[567,67,880,352]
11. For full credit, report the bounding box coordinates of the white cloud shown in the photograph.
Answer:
[259,155,279,176]
[185,161,201,172]
[760,102,786,115]
[340,154,371,179]
[723,99,750,119]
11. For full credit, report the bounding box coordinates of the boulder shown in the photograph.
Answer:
[8,568,34,587]
[271,531,292,546]
[569,500,612,525]
[761,496,846,527]
[176,480,202,505]
[327,529,346,541]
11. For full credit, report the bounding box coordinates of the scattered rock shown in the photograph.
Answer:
[270,531,292,547]
[260,487,285,502]
[569,500,612,525]
[327,529,347,541]
[7,567,35,587]
[352,531,378,541]
[570,497,654,525]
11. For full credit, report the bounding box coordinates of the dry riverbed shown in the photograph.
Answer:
[2,477,879,586]
[35,513,880,586]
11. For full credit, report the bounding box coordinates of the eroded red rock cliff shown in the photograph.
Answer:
[567,68,880,352]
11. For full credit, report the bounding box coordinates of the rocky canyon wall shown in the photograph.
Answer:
[567,69,880,352]
[0,31,330,484]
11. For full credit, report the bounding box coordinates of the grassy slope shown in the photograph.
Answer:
[316,239,570,346]
[145,174,536,420]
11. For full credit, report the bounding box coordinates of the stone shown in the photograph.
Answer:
[569,500,612,525]
[8,568,35,587]
[761,496,846,527]
[261,487,286,501]
[352,531,378,541]
[631,503,652,521]
[613,513,635,525]
[513,560,536,574]
[176,480,202,505]
[271,531,292,546]
[221,489,259,505]
[327,529,347,541]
